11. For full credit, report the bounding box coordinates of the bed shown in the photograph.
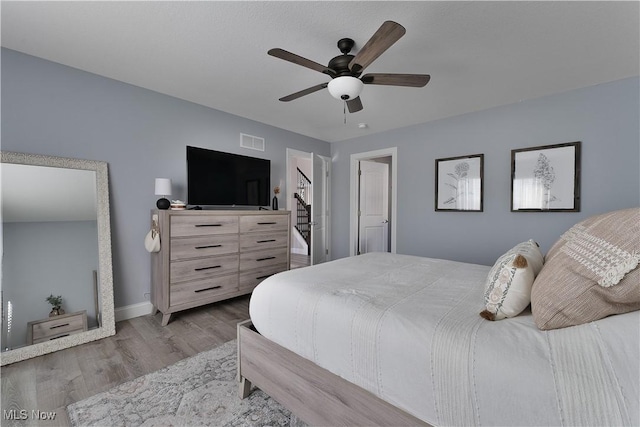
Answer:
[237,209,639,426]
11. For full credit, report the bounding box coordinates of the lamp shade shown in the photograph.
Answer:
[154,178,172,196]
[327,76,364,101]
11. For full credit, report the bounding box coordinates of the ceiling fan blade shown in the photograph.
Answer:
[346,97,363,113]
[268,48,335,76]
[361,73,430,87]
[279,83,328,102]
[349,21,406,74]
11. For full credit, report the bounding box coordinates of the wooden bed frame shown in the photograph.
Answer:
[237,320,431,426]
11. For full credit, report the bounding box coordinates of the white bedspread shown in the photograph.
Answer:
[249,252,639,426]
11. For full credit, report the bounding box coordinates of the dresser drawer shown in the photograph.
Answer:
[240,214,288,233]
[240,247,288,270]
[171,215,238,237]
[171,234,238,261]
[169,274,239,307]
[170,254,239,283]
[239,264,287,293]
[239,231,288,251]
[29,311,87,344]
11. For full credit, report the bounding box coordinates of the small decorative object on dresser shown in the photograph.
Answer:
[170,200,187,210]
[46,294,65,317]
[27,310,88,345]
[155,178,172,210]
[272,186,280,210]
[150,209,291,325]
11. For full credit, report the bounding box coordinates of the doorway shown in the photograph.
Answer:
[286,148,331,267]
[350,148,397,256]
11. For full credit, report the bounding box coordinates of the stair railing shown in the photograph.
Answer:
[296,167,311,205]
[294,167,312,255]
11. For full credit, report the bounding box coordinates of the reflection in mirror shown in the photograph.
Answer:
[0,152,115,365]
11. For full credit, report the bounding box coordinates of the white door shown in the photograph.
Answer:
[358,160,389,254]
[311,154,330,265]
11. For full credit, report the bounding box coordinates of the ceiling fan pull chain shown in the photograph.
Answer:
[343,101,347,124]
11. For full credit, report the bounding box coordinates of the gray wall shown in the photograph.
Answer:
[2,221,98,349]
[3,47,638,309]
[330,77,640,265]
[1,48,330,308]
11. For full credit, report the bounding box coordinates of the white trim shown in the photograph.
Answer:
[311,154,332,264]
[115,301,154,322]
[286,148,332,264]
[321,154,332,262]
[292,225,309,255]
[350,147,398,257]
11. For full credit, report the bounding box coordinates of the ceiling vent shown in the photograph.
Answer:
[240,133,265,152]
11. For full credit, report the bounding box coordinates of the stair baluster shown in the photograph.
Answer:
[294,167,312,255]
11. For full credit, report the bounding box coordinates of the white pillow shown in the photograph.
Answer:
[480,239,544,321]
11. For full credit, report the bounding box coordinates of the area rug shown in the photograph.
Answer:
[67,340,300,426]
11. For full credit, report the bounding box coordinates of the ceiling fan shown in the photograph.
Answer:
[268,21,430,113]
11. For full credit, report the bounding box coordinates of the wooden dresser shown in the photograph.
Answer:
[150,210,291,325]
[27,310,88,345]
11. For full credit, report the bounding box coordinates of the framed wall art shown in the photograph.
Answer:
[511,141,581,212]
[435,154,484,212]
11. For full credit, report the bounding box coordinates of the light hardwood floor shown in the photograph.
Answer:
[1,295,251,427]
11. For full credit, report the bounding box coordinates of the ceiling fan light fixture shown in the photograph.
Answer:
[327,76,363,101]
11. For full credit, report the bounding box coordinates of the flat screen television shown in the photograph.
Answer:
[187,146,270,206]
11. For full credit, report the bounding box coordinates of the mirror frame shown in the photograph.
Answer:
[1,151,115,365]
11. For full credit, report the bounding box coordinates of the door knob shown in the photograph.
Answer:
[382,219,389,223]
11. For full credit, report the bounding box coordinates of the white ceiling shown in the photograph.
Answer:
[1,1,638,143]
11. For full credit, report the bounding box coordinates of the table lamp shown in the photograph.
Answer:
[155,178,172,210]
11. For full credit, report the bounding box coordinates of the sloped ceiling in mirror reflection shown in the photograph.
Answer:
[1,164,97,222]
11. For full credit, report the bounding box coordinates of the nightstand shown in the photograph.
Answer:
[27,310,88,345]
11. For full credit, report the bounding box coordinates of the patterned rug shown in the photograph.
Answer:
[67,340,300,426]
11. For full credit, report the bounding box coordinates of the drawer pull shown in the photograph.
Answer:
[50,334,70,340]
[195,244,222,249]
[257,222,277,225]
[194,286,222,293]
[194,265,221,271]
[50,323,70,329]
[256,274,275,280]
[256,239,276,243]
[256,256,277,262]
[195,224,222,227]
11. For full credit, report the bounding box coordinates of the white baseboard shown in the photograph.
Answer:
[291,247,308,255]
[115,301,155,322]
[292,227,308,255]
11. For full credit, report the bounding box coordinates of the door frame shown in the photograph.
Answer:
[286,148,331,264]
[350,147,397,256]
[311,154,332,264]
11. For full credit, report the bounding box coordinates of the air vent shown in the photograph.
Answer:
[240,133,265,152]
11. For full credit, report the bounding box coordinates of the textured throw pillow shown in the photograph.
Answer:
[531,208,640,330]
[480,239,544,321]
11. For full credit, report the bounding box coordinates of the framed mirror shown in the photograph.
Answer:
[1,151,115,365]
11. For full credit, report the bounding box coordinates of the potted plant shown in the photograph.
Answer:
[46,294,65,317]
